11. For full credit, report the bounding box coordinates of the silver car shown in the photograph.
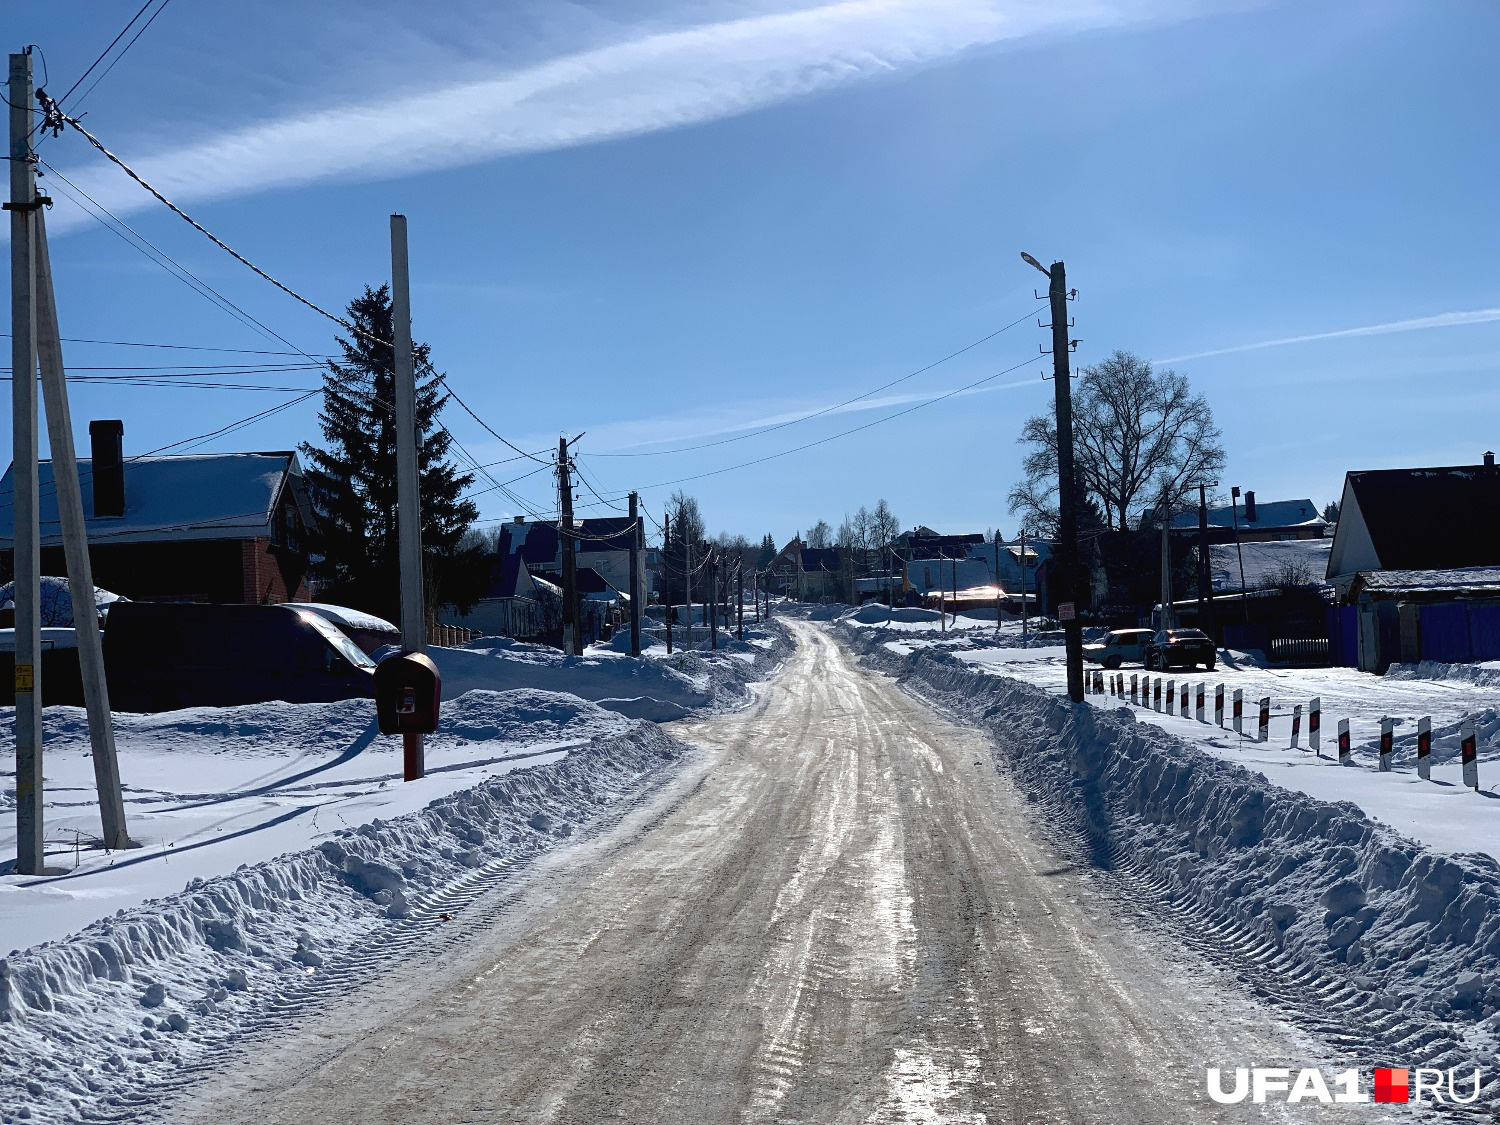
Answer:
[1082,628,1155,669]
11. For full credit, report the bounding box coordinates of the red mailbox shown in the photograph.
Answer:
[374,651,441,735]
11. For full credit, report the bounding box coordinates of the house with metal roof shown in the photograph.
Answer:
[0,421,312,605]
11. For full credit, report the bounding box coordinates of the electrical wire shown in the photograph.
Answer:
[62,0,175,116]
[51,0,158,110]
[590,309,1036,459]
[0,332,336,357]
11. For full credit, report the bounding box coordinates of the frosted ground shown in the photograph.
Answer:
[0,621,786,1124]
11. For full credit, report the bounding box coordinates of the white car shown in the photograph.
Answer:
[1082,628,1155,669]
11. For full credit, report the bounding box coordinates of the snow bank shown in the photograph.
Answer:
[1388,660,1500,690]
[432,621,789,723]
[852,634,1500,1075]
[0,722,687,1125]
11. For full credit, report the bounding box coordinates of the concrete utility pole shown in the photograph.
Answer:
[34,211,129,850]
[994,530,1003,631]
[9,51,44,874]
[736,562,744,640]
[1197,482,1215,637]
[1020,528,1030,640]
[709,549,718,650]
[684,536,693,648]
[663,512,673,654]
[628,491,642,657]
[558,437,580,656]
[1159,494,1174,631]
[389,214,426,781]
[1022,252,1084,703]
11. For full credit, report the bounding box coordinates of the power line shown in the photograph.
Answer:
[0,332,336,357]
[590,310,1035,459]
[630,355,1039,493]
[51,0,160,110]
[62,0,176,116]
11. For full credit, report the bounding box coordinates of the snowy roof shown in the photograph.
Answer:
[0,452,307,548]
[800,547,844,572]
[283,603,399,635]
[1209,539,1333,592]
[496,519,562,568]
[1354,567,1500,595]
[0,576,124,626]
[1165,497,1324,531]
[906,557,993,595]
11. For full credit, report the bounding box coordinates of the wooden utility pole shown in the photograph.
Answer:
[628,491,642,657]
[684,536,693,648]
[390,215,426,781]
[558,437,580,655]
[1197,482,1214,637]
[994,530,1003,631]
[9,51,43,873]
[1023,252,1084,702]
[34,210,129,849]
[736,562,744,640]
[1020,528,1030,640]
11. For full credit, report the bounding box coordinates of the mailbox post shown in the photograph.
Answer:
[375,653,441,781]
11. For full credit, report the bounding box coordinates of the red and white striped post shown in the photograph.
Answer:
[1130,674,1139,704]
[1181,685,1190,718]
[1417,716,1432,781]
[1462,720,1478,790]
[1378,718,1394,772]
[1154,677,1162,712]
[1195,682,1206,723]
[1309,696,1321,756]
[1290,704,1302,749]
[1167,680,1176,714]
[1258,696,1270,743]
[1214,683,1224,727]
[1338,718,1351,765]
[1232,689,1243,736]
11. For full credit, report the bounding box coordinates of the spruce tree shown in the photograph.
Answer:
[300,285,488,623]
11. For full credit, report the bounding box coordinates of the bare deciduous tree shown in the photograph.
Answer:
[1008,351,1225,535]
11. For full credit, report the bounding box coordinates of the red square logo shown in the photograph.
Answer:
[1374,1068,1409,1103]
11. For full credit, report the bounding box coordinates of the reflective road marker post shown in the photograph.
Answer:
[1417,716,1432,781]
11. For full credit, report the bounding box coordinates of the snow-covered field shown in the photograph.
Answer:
[0,619,789,1124]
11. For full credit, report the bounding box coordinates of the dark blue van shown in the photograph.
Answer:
[103,602,376,712]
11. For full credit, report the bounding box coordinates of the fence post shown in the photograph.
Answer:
[1291,704,1302,749]
[1417,716,1432,781]
[1258,697,1270,743]
[1462,720,1478,790]
[1338,718,1351,765]
[1378,718,1394,772]
[1309,697,1321,756]
[1215,683,1224,727]
[1233,689,1243,736]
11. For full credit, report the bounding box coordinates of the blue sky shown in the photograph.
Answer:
[7,0,1499,544]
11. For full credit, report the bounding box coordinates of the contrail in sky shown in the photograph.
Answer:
[1158,307,1500,364]
[46,0,1219,231]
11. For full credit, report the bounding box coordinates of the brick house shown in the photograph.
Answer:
[0,422,312,604]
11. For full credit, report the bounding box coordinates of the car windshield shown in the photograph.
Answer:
[1168,630,1210,641]
[296,611,377,670]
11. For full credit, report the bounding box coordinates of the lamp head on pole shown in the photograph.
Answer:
[1020,251,1049,276]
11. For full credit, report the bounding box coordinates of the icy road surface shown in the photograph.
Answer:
[171,621,1369,1124]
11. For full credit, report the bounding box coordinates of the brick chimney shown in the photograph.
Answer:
[89,420,125,518]
[1486,451,1495,468]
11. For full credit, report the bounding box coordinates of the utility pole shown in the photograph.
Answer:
[753,568,760,623]
[628,491,642,657]
[390,214,426,781]
[1197,482,1215,638]
[9,50,44,873]
[736,561,744,640]
[663,512,673,654]
[1230,486,1250,626]
[1022,252,1083,702]
[558,437,579,656]
[1020,528,1030,640]
[994,530,1003,631]
[34,210,129,849]
[709,549,718,650]
[1159,493,1174,631]
[684,536,693,648]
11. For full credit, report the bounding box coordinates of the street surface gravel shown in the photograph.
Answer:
[173,620,1376,1123]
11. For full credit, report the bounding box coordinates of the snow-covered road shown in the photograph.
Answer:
[168,621,1366,1124]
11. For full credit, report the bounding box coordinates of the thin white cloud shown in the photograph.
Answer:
[48,0,1197,230]
[1157,307,1500,364]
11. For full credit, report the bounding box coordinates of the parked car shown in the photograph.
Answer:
[1082,628,1155,669]
[1144,628,1217,671]
[103,602,376,712]
[283,602,401,656]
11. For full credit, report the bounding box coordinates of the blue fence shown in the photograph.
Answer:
[1420,603,1500,663]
